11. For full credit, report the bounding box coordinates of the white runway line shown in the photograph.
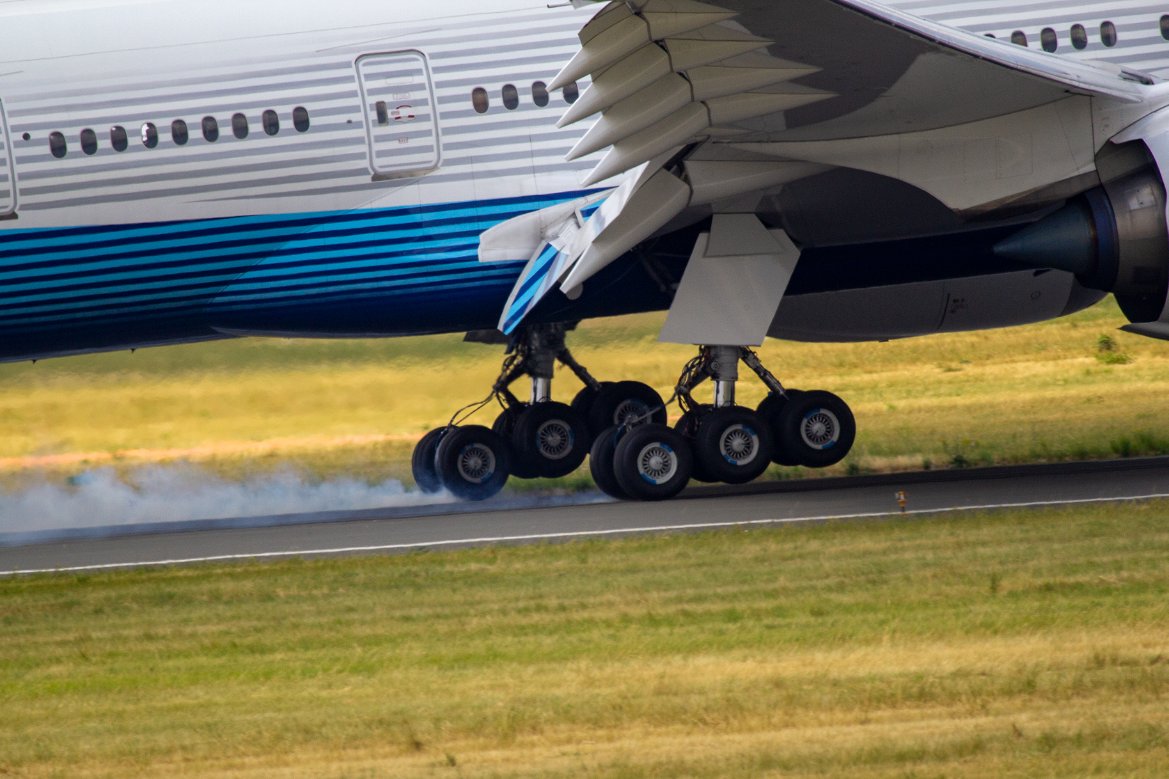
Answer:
[4,492,1169,576]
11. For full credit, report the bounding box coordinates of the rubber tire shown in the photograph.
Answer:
[612,423,693,501]
[757,390,802,466]
[774,390,856,468]
[588,425,629,500]
[493,406,534,478]
[510,402,589,478]
[434,424,511,501]
[570,382,612,432]
[673,405,715,483]
[693,406,773,485]
[411,427,447,494]
[587,380,667,436]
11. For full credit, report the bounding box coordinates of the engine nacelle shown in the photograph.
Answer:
[994,136,1169,330]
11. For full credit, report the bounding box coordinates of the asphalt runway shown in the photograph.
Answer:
[3,457,1168,575]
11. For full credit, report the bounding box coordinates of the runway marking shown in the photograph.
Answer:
[4,492,1169,576]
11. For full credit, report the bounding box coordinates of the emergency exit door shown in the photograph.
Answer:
[356,51,441,178]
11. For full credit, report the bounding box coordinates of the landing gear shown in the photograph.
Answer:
[410,323,666,501]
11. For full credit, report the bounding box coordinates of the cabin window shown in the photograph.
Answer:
[502,84,519,110]
[1071,24,1088,50]
[232,113,249,139]
[1010,30,1028,46]
[293,106,310,132]
[532,81,549,107]
[141,122,158,148]
[202,116,219,142]
[262,110,280,135]
[110,125,128,152]
[80,128,98,156]
[49,131,66,158]
[563,81,579,104]
[171,119,189,145]
[1101,21,1117,46]
[1160,15,1169,40]
[1040,27,1057,52]
[472,87,489,113]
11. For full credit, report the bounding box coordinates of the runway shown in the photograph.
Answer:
[3,457,1168,575]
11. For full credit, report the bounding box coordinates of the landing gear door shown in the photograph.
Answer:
[0,99,16,217]
[356,51,441,179]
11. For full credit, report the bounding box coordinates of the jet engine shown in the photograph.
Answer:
[994,139,1169,334]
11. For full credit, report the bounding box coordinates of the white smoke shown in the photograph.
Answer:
[0,465,453,542]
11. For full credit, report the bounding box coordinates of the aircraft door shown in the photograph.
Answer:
[356,51,441,179]
[0,99,15,216]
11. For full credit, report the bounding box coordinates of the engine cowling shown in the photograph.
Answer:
[993,135,1169,331]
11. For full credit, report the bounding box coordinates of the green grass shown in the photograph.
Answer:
[3,501,1169,776]
[2,295,1168,490]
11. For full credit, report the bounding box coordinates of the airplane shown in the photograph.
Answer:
[3,0,1169,504]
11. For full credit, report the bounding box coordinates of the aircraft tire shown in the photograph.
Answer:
[588,425,629,500]
[493,406,537,478]
[673,405,716,483]
[774,390,856,468]
[510,401,589,478]
[587,381,666,436]
[757,390,803,466]
[612,423,693,501]
[411,427,448,494]
[570,382,612,436]
[693,406,773,485]
[435,425,511,501]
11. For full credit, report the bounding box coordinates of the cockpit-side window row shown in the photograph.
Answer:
[47,106,311,159]
[471,81,579,114]
[990,17,1169,51]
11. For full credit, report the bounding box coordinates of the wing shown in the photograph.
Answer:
[490,0,1168,335]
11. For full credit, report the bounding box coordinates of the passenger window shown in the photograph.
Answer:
[262,110,279,135]
[171,119,189,145]
[1101,21,1117,47]
[502,84,519,110]
[472,87,489,114]
[202,116,219,142]
[110,125,128,152]
[1041,27,1057,52]
[49,131,66,158]
[80,128,97,156]
[1161,15,1169,40]
[1071,24,1088,50]
[532,81,549,107]
[1010,30,1028,46]
[141,122,158,148]
[232,113,248,139]
[293,106,310,133]
[563,81,579,104]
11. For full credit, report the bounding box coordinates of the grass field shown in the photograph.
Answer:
[2,501,1168,777]
[1,296,1168,493]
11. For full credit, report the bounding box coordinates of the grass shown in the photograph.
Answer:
[1,295,1168,491]
[2,501,1169,776]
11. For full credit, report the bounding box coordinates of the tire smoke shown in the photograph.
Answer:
[0,465,451,542]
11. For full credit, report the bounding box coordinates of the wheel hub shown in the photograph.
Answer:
[637,442,677,485]
[719,424,758,465]
[457,443,496,483]
[801,409,839,449]
[612,399,650,426]
[535,420,573,460]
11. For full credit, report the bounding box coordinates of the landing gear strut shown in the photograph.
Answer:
[411,323,666,501]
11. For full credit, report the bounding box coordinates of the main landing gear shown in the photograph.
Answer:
[411,329,855,503]
[589,345,856,502]
[411,324,666,501]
